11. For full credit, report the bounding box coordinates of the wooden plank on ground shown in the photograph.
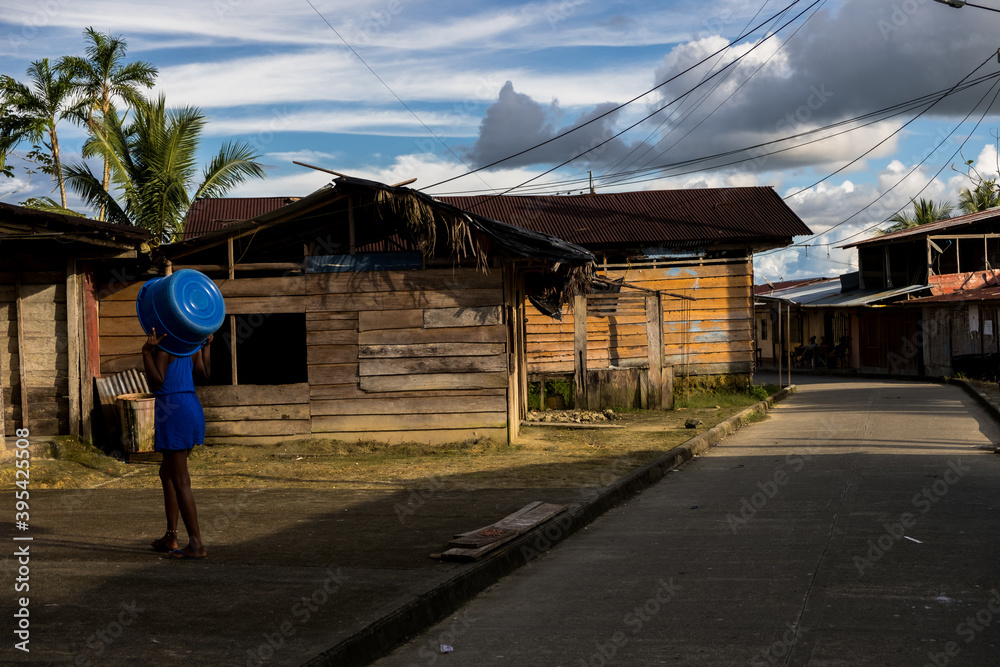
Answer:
[439,502,568,561]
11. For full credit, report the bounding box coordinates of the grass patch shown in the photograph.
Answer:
[674,383,779,410]
[0,437,132,489]
[4,382,785,491]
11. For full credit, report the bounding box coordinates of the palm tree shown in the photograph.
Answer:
[64,94,265,241]
[958,179,1000,214]
[0,59,78,207]
[59,27,157,219]
[880,198,953,234]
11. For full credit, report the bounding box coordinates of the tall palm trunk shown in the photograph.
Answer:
[48,121,66,208]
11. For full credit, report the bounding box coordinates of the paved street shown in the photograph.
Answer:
[375,377,1000,666]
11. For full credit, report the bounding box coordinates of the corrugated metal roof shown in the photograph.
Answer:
[755,278,843,304]
[0,201,150,241]
[182,197,298,240]
[841,206,1000,249]
[753,277,831,296]
[905,285,1000,304]
[437,187,811,247]
[755,281,928,307]
[163,178,596,266]
[177,187,812,248]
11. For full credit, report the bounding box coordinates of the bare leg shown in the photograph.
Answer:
[162,450,207,558]
[150,458,180,551]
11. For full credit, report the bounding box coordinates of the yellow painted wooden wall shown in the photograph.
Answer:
[97,268,510,445]
[525,260,754,377]
[1,261,70,436]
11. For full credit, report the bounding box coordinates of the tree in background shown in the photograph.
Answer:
[879,198,953,235]
[0,58,78,207]
[59,27,158,220]
[958,179,1000,214]
[64,94,265,241]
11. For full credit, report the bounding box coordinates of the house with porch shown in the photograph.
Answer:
[756,206,1000,378]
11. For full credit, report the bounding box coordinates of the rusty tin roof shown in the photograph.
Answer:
[436,187,811,247]
[182,197,299,240]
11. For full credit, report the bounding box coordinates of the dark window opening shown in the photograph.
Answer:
[936,240,959,274]
[208,313,307,385]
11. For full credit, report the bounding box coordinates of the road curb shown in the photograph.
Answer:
[305,385,797,666]
[950,378,1000,436]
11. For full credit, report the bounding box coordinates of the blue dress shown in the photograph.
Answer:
[153,354,205,451]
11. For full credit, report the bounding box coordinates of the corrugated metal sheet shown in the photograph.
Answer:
[906,285,1000,304]
[753,277,831,296]
[755,281,927,307]
[95,369,150,444]
[176,187,812,248]
[437,187,812,247]
[842,206,1000,248]
[182,197,298,240]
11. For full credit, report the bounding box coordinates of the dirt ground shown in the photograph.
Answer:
[3,396,770,493]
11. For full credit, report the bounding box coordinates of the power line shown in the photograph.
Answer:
[604,1,818,183]
[446,0,826,208]
[759,55,1000,258]
[423,0,809,191]
[302,0,501,195]
[431,71,1000,197]
[595,0,787,180]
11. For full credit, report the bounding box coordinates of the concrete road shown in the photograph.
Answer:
[374,377,1000,666]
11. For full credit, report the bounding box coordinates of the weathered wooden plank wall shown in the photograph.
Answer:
[308,268,509,444]
[525,261,754,377]
[98,268,511,445]
[1,263,70,435]
[98,276,312,445]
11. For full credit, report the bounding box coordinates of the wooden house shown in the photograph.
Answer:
[842,207,1000,378]
[437,188,812,390]
[757,206,1000,378]
[0,203,151,438]
[97,177,593,446]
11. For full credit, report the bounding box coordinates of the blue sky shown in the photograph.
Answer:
[3,0,1000,282]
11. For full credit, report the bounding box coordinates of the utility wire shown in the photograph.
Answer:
[448,0,825,208]
[608,1,825,185]
[758,56,1000,258]
[596,0,783,180]
[302,0,501,194]
[423,0,808,191]
[431,71,1000,196]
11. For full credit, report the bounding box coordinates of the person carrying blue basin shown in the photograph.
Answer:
[143,329,212,559]
[137,269,225,560]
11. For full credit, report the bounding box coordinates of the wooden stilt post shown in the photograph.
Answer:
[573,294,587,409]
[228,238,238,385]
[786,304,792,388]
[646,293,663,410]
[777,304,783,387]
[14,269,29,430]
[66,260,81,436]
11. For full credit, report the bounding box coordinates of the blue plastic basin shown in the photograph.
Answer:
[136,269,226,356]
